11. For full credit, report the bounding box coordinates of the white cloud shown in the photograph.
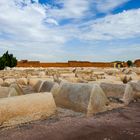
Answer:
[46,0,130,20]
[0,0,67,61]
[95,0,130,13]
[45,18,59,25]
[77,9,140,41]
[46,0,90,20]
[0,0,65,43]
[0,0,139,61]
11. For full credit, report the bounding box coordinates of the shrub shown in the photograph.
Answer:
[0,57,5,70]
[0,51,17,70]
[127,60,133,67]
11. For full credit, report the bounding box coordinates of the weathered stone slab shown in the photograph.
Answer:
[0,93,56,127]
[28,78,41,87]
[9,83,24,96]
[33,80,43,92]
[0,84,24,98]
[122,84,134,105]
[0,78,3,85]
[0,87,9,98]
[16,78,28,85]
[100,83,126,98]
[53,82,108,115]
[39,81,57,92]
[3,78,16,86]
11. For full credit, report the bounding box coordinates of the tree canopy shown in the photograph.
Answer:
[0,51,17,70]
[127,60,133,67]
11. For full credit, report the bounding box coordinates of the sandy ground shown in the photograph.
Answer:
[0,102,140,140]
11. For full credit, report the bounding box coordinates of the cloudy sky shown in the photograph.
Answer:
[0,0,140,62]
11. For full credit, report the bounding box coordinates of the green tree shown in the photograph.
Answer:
[0,51,17,70]
[0,57,5,70]
[127,60,133,67]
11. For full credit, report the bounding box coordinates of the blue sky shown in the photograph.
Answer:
[0,0,140,62]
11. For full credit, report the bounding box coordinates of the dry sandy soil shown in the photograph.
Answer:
[0,101,140,140]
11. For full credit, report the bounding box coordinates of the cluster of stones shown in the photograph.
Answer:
[0,67,140,127]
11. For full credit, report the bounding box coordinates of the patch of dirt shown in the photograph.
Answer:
[0,102,140,140]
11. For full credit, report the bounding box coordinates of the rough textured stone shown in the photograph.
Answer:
[9,83,24,96]
[0,87,9,98]
[129,80,140,91]
[3,78,16,86]
[33,80,43,92]
[8,88,19,97]
[87,85,109,116]
[39,81,57,92]
[16,78,28,85]
[0,93,56,127]
[53,82,108,115]
[129,80,140,98]
[28,78,41,87]
[0,84,24,98]
[0,78,3,85]
[122,84,134,105]
[38,71,46,77]
[100,83,126,98]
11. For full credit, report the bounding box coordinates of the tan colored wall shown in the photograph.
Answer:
[17,60,125,68]
[41,62,69,67]
[17,61,40,67]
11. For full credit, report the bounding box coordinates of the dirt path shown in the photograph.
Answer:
[0,102,140,140]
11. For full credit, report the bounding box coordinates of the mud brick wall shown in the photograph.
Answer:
[17,60,124,68]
